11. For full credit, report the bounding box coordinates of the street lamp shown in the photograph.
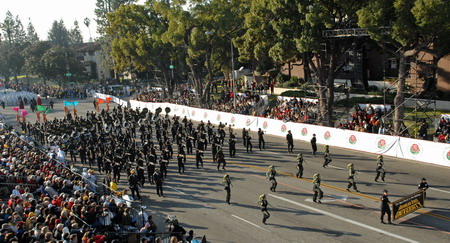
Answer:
[205,31,237,112]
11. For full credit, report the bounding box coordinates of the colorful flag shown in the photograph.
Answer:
[37,105,47,112]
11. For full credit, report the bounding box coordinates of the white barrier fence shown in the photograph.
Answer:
[94,93,129,107]
[94,93,450,167]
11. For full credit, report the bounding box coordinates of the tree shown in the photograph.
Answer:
[13,15,27,44]
[0,11,28,82]
[357,0,450,133]
[41,46,83,85]
[1,11,16,45]
[236,0,365,126]
[47,20,70,47]
[69,20,84,45]
[107,2,180,96]
[95,0,136,79]
[21,41,83,85]
[0,42,13,81]
[83,17,92,42]
[156,0,247,104]
[296,0,366,126]
[95,0,136,34]
[235,0,295,77]
[26,19,40,43]
[22,41,53,82]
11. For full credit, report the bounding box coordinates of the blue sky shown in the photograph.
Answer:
[1,0,145,42]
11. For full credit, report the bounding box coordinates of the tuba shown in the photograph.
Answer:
[62,134,69,141]
[71,131,80,140]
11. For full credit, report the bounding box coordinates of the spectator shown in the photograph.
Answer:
[418,119,429,139]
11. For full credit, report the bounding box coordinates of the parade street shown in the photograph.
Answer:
[2,98,450,243]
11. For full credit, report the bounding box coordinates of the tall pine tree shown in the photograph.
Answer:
[69,20,84,45]
[47,20,70,47]
[26,19,39,43]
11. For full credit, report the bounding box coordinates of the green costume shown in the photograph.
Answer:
[266,165,277,192]
[313,173,323,203]
[346,163,359,192]
[296,154,304,178]
[375,155,386,182]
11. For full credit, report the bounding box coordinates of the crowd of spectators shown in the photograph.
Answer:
[262,98,318,123]
[3,82,89,100]
[0,128,162,243]
[336,104,397,135]
[208,90,263,115]
[29,85,89,100]
[136,86,265,115]
[434,117,450,143]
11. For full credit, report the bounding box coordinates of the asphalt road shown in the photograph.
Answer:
[1,97,449,243]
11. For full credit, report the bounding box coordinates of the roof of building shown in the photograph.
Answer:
[74,42,101,52]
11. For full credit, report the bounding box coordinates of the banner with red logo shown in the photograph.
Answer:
[123,95,450,168]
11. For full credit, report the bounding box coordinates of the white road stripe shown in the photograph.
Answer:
[231,214,271,233]
[269,194,419,243]
[167,186,187,195]
[327,165,346,170]
[429,188,450,194]
[305,195,348,203]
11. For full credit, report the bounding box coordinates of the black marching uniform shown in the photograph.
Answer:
[380,190,392,224]
[154,170,164,197]
[128,171,142,200]
[196,150,204,169]
[311,135,317,156]
[418,178,429,198]
[258,129,265,150]
[286,131,294,153]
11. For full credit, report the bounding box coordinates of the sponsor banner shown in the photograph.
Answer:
[120,97,450,168]
[129,100,148,110]
[374,136,399,156]
[256,118,290,137]
[392,190,425,220]
[397,137,450,166]
[444,146,450,164]
[227,113,255,130]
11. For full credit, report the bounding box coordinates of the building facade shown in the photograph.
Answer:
[75,42,113,80]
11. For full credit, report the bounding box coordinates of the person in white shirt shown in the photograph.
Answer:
[12,185,22,197]
[57,148,66,166]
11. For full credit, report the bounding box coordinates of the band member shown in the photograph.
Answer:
[266,165,277,192]
[222,174,232,205]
